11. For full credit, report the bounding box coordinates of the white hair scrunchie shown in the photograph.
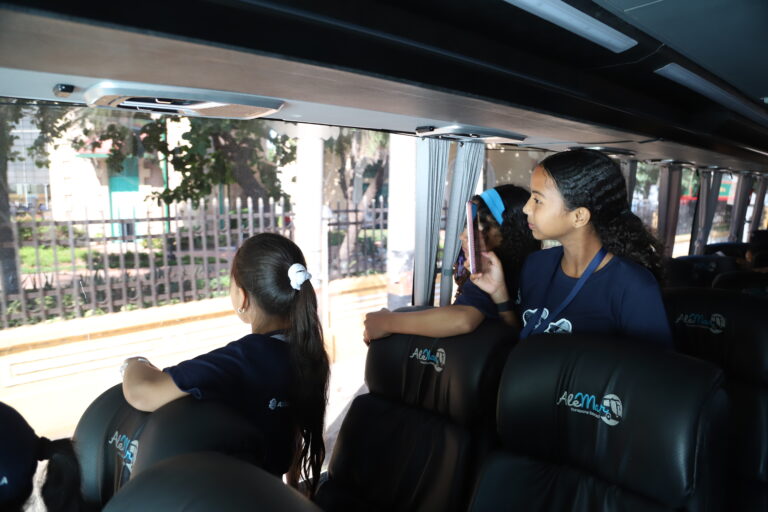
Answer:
[287,263,312,291]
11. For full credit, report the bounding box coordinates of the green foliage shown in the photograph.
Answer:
[19,246,89,273]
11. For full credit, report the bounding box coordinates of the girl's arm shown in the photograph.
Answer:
[471,251,520,329]
[122,357,187,412]
[364,305,485,342]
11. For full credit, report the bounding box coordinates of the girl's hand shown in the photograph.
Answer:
[470,251,509,303]
[363,308,392,345]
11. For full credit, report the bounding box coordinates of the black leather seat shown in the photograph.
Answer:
[705,242,750,258]
[664,255,740,287]
[712,270,768,298]
[664,288,768,510]
[73,384,265,509]
[314,320,515,512]
[468,334,727,512]
[103,452,321,512]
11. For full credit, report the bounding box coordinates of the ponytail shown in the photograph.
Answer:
[594,209,665,282]
[285,281,329,497]
[41,439,87,512]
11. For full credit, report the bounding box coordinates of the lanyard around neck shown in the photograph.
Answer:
[519,247,608,339]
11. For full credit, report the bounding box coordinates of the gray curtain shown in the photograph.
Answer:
[729,173,755,242]
[624,160,638,203]
[413,138,450,306]
[693,169,723,254]
[657,164,683,257]
[751,175,767,235]
[439,142,485,306]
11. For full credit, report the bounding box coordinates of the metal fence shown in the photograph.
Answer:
[1,196,388,329]
[327,197,387,280]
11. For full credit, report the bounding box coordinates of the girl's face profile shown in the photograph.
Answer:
[523,165,572,241]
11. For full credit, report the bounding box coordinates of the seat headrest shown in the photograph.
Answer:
[103,453,321,512]
[665,255,739,287]
[74,384,266,508]
[497,335,726,508]
[663,288,768,384]
[712,270,768,298]
[366,318,514,426]
[73,384,148,507]
[131,395,265,476]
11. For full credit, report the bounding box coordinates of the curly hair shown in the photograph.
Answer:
[455,184,541,297]
[539,149,664,281]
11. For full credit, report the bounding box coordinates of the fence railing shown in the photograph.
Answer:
[1,196,388,329]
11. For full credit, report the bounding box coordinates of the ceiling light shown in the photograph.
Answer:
[503,0,637,53]
[655,63,768,128]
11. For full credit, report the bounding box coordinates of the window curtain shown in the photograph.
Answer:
[412,138,450,306]
[751,175,767,234]
[729,173,755,242]
[692,169,723,254]
[439,141,485,306]
[657,164,683,257]
[624,160,638,203]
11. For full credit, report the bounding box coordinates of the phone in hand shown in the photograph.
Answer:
[466,201,484,274]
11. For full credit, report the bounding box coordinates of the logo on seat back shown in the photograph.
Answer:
[556,391,623,426]
[674,312,726,334]
[0,476,8,486]
[108,430,139,473]
[409,347,446,372]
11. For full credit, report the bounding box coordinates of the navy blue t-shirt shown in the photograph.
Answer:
[163,332,294,475]
[519,246,673,347]
[454,279,499,319]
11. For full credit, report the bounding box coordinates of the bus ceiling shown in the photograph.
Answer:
[0,1,767,172]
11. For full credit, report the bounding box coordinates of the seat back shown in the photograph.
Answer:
[712,270,768,298]
[103,453,320,512]
[663,288,768,508]
[315,319,514,512]
[664,255,739,287]
[73,384,265,509]
[469,334,727,512]
[704,242,750,258]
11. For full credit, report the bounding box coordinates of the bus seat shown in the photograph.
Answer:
[704,242,750,259]
[664,255,740,288]
[314,319,515,512]
[468,334,727,512]
[712,270,768,298]
[103,452,321,512]
[663,288,768,509]
[753,250,768,269]
[73,383,265,509]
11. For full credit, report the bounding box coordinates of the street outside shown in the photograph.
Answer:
[0,275,384,443]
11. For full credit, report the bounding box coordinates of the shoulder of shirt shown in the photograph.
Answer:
[606,254,658,286]
[524,245,563,268]
[232,332,288,346]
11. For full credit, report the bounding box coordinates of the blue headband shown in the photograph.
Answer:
[480,188,505,226]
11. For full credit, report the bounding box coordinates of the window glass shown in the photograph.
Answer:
[708,174,737,244]
[630,161,660,232]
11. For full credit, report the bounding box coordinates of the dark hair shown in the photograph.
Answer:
[539,149,664,280]
[41,439,87,512]
[230,233,329,498]
[1,401,86,512]
[457,185,541,296]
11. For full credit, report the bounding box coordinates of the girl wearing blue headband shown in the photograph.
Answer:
[472,149,672,345]
[364,184,540,342]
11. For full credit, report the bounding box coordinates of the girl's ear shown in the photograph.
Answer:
[571,207,591,228]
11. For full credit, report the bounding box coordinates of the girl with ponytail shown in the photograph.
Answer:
[122,233,329,496]
[1,401,86,512]
[472,149,672,345]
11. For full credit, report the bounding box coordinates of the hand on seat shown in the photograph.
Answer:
[363,308,392,345]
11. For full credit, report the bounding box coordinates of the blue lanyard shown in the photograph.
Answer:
[519,247,608,339]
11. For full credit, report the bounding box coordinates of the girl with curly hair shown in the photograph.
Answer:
[473,149,672,345]
[363,184,540,341]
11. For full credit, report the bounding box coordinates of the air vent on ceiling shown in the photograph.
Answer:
[83,81,284,119]
[416,124,526,143]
